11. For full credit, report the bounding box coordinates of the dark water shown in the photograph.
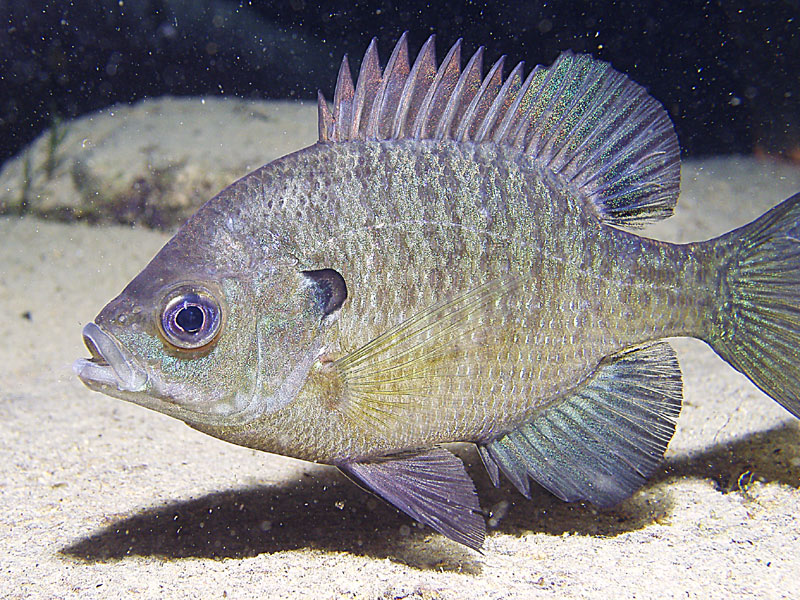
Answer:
[1,0,799,167]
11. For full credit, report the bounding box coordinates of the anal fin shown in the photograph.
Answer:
[479,342,682,507]
[339,447,485,550]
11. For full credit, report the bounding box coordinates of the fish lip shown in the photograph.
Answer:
[73,322,148,393]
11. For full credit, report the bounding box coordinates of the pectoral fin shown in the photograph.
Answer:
[479,342,683,507]
[333,276,521,431]
[339,447,485,550]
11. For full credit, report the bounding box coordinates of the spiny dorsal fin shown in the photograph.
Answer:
[317,34,680,227]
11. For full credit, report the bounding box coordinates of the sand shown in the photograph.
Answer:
[1,133,800,598]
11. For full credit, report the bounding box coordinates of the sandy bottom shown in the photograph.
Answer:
[2,155,799,599]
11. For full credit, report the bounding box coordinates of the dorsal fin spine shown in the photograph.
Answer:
[433,45,484,140]
[317,90,333,142]
[411,39,462,140]
[455,56,505,142]
[349,38,381,140]
[475,61,524,143]
[332,55,354,142]
[365,32,409,139]
[392,35,437,139]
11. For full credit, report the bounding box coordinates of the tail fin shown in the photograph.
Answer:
[709,192,800,419]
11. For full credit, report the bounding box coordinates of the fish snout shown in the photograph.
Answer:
[73,323,148,392]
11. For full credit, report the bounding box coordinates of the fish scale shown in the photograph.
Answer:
[75,34,800,551]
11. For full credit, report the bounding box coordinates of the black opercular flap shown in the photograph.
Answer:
[302,268,348,316]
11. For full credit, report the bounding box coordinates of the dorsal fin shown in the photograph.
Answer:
[317,34,680,227]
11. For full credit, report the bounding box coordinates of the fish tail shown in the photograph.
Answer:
[708,191,800,418]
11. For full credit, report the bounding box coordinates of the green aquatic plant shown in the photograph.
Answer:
[12,115,69,216]
[44,115,68,180]
[18,148,33,215]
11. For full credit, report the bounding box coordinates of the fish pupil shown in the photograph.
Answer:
[176,305,204,333]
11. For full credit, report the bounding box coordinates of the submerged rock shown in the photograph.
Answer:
[0,97,317,229]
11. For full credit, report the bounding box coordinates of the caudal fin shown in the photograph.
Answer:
[710,192,800,418]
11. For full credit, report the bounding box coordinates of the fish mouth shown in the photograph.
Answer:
[73,322,148,393]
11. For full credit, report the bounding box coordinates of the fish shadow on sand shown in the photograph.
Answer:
[61,424,799,572]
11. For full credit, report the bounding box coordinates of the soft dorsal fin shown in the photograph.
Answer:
[317,34,680,227]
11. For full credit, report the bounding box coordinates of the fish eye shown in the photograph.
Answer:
[160,288,222,350]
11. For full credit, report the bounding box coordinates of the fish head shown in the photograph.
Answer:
[74,227,345,428]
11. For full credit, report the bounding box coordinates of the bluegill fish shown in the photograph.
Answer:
[74,34,800,550]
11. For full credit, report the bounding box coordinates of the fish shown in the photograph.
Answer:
[74,33,800,550]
